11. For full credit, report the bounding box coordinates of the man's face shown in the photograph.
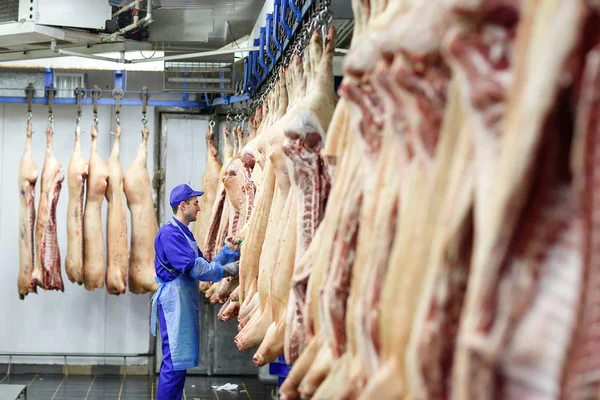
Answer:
[183,197,200,221]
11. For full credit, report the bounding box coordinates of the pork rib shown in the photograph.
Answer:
[83,125,109,290]
[124,127,158,294]
[65,124,89,285]
[18,122,38,299]
[32,125,65,291]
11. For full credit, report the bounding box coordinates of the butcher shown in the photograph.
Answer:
[151,183,240,400]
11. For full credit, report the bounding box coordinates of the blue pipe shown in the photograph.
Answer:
[272,0,284,53]
[288,0,302,22]
[265,14,277,65]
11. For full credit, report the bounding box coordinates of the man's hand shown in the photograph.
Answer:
[222,261,239,277]
[224,237,241,252]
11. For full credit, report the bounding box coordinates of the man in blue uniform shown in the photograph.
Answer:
[151,184,240,400]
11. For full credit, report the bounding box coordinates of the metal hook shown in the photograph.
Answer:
[27,112,32,124]
[116,115,121,126]
[209,119,216,129]
[76,115,81,125]
[142,114,148,127]
[94,115,99,127]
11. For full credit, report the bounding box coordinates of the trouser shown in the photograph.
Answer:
[156,303,187,400]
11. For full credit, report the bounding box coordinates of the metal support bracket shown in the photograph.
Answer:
[280,0,293,39]
[265,14,277,65]
[272,1,284,53]
[258,28,269,80]
[220,93,230,105]
[288,0,303,22]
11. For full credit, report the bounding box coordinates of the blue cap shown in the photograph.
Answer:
[169,184,204,208]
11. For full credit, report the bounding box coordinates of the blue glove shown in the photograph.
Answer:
[212,245,240,266]
[190,257,224,282]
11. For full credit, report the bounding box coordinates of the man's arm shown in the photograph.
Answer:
[189,248,241,282]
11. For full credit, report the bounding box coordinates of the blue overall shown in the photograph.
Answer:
[151,217,238,400]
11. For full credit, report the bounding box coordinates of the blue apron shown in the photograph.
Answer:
[151,217,201,371]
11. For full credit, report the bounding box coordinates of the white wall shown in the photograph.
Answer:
[0,102,158,366]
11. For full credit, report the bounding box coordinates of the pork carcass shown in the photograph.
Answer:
[204,125,235,259]
[83,125,109,291]
[561,17,600,398]
[238,78,287,310]
[32,125,65,291]
[124,127,158,294]
[17,122,39,299]
[105,124,129,295]
[65,124,89,285]
[449,0,589,398]
[193,126,222,247]
[405,1,520,396]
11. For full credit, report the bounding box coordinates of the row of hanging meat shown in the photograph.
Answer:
[17,122,158,299]
[196,0,600,398]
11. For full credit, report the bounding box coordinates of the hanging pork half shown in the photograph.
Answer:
[105,124,130,295]
[17,122,38,299]
[83,125,109,291]
[65,124,89,285]
[405,0,520,397]
[124,127,158,294]
[193,125,222,248]
[282,26,337,367]
[450,0,590,398]
[32,125,65,291]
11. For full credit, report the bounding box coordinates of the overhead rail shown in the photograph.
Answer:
[0,68,253,110]
[243,0,335,106]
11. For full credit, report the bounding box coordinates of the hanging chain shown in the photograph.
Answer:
[25,83,35,125]
[45,84,56,130]
[92,85,101,127]
[74,87,85,125]
[140,86,149,129]
[112,85,124,126]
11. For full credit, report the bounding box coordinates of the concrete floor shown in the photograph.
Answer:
[0,373,276,400]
